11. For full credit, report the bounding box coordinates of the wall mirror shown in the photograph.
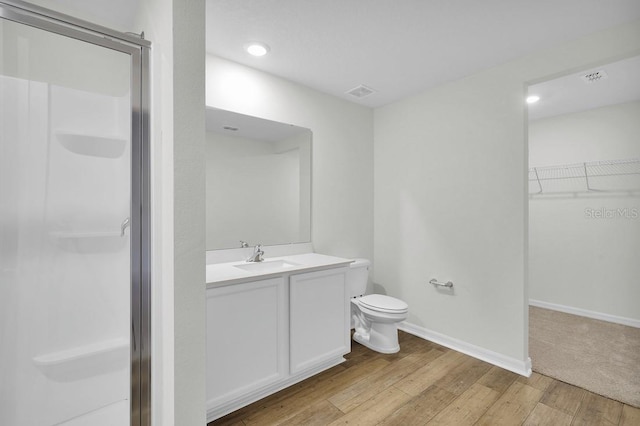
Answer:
[206,107,312,250]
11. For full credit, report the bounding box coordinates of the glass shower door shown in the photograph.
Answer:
[0,12,140,426]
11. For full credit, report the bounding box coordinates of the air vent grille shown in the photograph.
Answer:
[581,70,608,84]
[346,84,375,98]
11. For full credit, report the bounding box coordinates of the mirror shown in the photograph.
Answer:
[205,107,311,250]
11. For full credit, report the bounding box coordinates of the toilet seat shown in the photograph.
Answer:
[359,294,408,314]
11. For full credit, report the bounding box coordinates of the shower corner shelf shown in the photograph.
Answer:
[33,338,129,381]
[55,131,127,159]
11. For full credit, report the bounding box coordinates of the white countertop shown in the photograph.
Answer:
[206,252,353,288]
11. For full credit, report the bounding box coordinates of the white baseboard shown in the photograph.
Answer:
[398,322,532,377]
[206,356,345,422]
[529,299,640,329]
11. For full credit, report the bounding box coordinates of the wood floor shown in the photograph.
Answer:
[208,331,640,426]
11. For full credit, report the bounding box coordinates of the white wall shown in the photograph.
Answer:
[529,101,640,165]
[170,2,206,426]
[205,55,374,261]
[373,20,640,373]
[529,101,640,323]
[135,0,206,425]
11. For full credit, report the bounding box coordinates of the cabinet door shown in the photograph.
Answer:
[206,277,287,407]
[289,268,350,374]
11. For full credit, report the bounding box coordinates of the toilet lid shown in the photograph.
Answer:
[359,294,408,313]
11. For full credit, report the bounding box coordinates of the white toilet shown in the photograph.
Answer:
[348,259,409,354]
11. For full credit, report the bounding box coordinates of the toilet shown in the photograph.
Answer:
[348,259,409,354]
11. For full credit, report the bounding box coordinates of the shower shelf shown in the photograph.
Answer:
[33,338,128,381]
[56,131,127,158]
[529,158,640,195]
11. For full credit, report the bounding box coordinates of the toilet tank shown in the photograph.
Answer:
[347,258,370,298]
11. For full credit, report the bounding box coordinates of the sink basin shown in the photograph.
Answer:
[234,259,299,273]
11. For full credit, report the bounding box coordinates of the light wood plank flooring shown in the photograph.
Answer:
[208,331,640,426]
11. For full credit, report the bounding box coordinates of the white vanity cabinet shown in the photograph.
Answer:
[289,268,350,375]
[205,256,351,422]
[206,277,287,409]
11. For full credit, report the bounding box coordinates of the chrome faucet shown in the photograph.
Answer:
[246,244,264,262]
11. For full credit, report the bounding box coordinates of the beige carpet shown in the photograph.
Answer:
[529,306,640,408]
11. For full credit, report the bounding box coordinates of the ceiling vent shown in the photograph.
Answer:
[346,84,376,98]
[581,70,608,84]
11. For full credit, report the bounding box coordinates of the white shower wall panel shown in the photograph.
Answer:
[44,84,130,344]
[0,75,130,425]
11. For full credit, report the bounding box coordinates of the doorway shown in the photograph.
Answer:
[526,55,640,407]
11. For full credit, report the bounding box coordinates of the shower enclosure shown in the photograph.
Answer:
[0,2,150,425]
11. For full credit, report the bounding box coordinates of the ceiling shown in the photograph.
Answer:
[528,55,640,121]
[206,0,640,108]
[28,1,640,113]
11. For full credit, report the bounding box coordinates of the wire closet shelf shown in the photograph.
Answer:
[529,158,640,195]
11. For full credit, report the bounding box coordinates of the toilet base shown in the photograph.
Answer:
[352,322,400,354]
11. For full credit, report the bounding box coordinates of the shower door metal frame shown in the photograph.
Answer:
[0,2,152,425]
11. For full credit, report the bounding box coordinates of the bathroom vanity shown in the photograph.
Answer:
[205,253,352,421]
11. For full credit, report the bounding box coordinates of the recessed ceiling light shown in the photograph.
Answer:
[526,95,540,104]
[245,42,270,57]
